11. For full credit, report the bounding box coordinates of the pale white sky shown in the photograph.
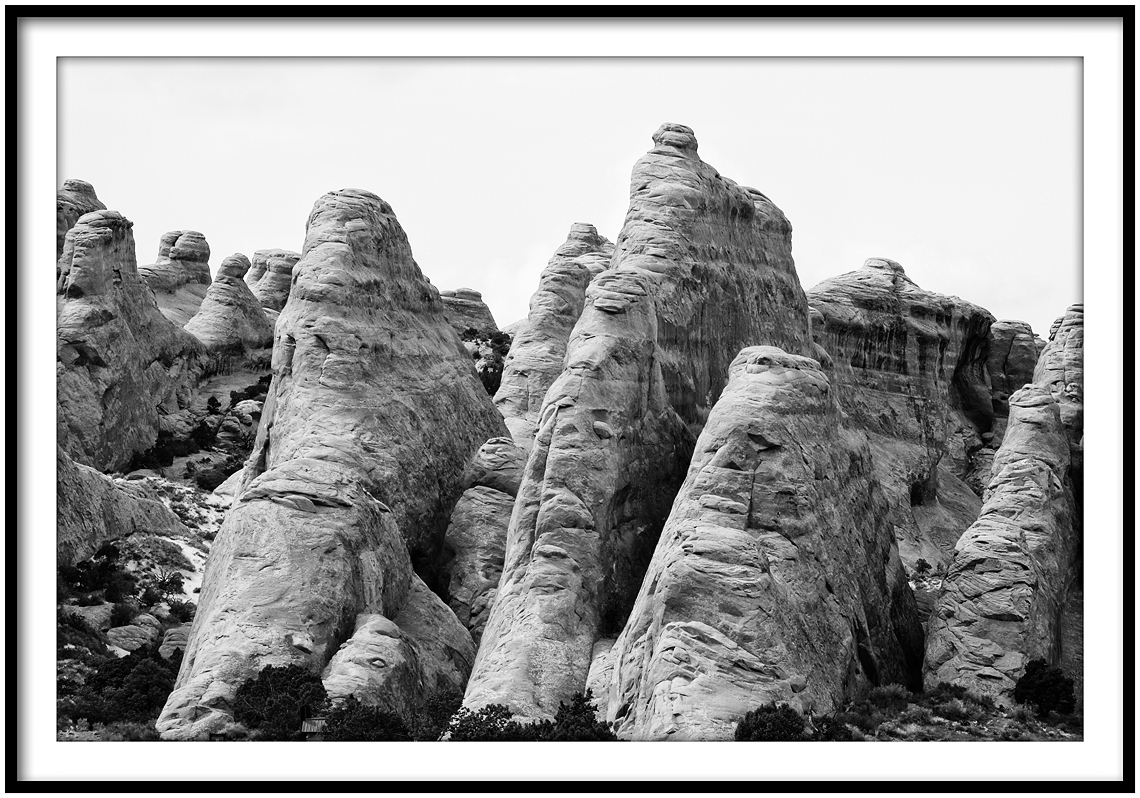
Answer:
[59,57,1080,338]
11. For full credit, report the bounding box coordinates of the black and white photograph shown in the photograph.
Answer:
[14,11,1128,788]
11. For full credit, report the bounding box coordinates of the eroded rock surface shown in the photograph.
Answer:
[138,231,213,328]
[249,249,301,312]
[157,189,505,739]
[924,385,1078,700]
[595,347,923,740]
[465,123,815,722]
[440,288,499,336]
[807,258,994,570]
[57,211,204,471]
[1033,304,1084,475]
[987,320,1040,419]
[184,254,275,354]
[57,179,106,259]
[493,223,613,448]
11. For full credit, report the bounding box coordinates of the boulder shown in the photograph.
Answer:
[184,254,275,354]
[493,223,613,448]
[57,211,204,471]
[60,602,115,632]
[160,624,192,659]
[57,446,192,566]
[249,249,301,312]
[923,385,1078,700]
[138,230,213,327]
[807,258,994,570]
[464,124,814,721]
[56,179,106,259]
[440,288,499,337]
[106,613,162,652]
[594,347,923,739]
[157,188,505,739]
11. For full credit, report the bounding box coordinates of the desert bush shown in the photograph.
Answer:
[167,599,196,623]
[811,715,856,741]
[1013,659,1076,717]
[447,703,537,741]
[232,664,327,741]
[896,705,935,725]
[867,684,911,712]
[915,558,932,576]
[195,467,230,492]
[59,646,181,726]
[57,612,109,660]
[410,687,464,741]
[322,696,412,741]
[735,702,809,741]
[539,690,618,741]
[97,721,161,741]
[110,602,139,628]
[930,697,981,723]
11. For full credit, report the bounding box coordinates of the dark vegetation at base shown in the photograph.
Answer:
[57,641,182,727]
[1014,659,1076,717]
[448,690,619,741]
[461,328,511,396]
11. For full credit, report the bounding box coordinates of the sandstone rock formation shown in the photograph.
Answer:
[923,384,1078,699]
[184,254,275,354]
[1033,304,1084,475]
[440,288,499,336]
[57,446,192,566]
[57,179,106,259]
[160,624,192,660]
[138,231,213,327]
[249,249,301,312]
[807,258,993,570]
[441,438,525,642]
[593,347,923,739]
[464,124,815,721]
[107,613,163,652]
[57,211,204,472]
[987,320,1040,419]
[157,189,505,739]
[493,223,613,447]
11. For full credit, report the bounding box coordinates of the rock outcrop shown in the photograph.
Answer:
[107,613,163,653]
[57,180,106,259]
[184,254,275,354]
[807,258,994,570]
[157,189,505,739]
[441,438,525,643]
[987,320,1041,419]
[249,249,301,312]
[138,231,213,328]
[440,288,498,336]
[57,210,204,472]
[160,624,192,660]
[493,223,613,447]
[57,446,192,566]
[923,384,1078,699]
[463,124,814,721]
[593,348,923,739]
[1033,304,1084,478]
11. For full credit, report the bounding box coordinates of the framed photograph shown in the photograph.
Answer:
[14,9,1129,789]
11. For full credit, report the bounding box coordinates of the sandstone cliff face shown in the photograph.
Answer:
[57,210,204,472]
[493,223,613,447]
[987,320,1040,419]
[57,180,106,259]
[138,231,213,328]
[464,123,815,722]
[249,249,301,312]
[157,189,504,739]
[184,254,275,354]
[441,437,525,643]
[440,288,499,336]
[593,348,923,739]
[57,446,191,566]
[1033,304,1084,477]
[807,258,993,569]
[923,384,1078,700]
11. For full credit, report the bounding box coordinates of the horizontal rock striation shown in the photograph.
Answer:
[465,123,816,723]
[184,254,275,355]
[138,230,213,328]
[440,288,499,337]
[595,347,923,739]
[249,249,301,312]
[57,210,204,471]
[493,223,613,448]
[57,179,106,259]
[157,189,504,739]
[807,258,994,569]
[923,384,1078,700]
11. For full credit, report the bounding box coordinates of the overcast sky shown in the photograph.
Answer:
[58,57,1080,338]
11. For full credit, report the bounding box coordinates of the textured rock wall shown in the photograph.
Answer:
[594,348,923,739]
[440,288,499,336]
[493,223,613,448]
[138,231,213,328]
[1033,304,1084,479]
[807,258,993,569]
[464,122,816,722]
[57,179,106,259]
[157,189,504,738]
[249,249,301,312]
[987,320,1041,419]
[57,446,191,566]
[184,254,275,354]
[57,210,204,471]
[923,384,1078,700]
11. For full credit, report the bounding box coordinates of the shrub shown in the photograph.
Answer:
[734,702,809,741]
[915,558,932,576]
[206,396,222,415]
[322,696,411,741]
[59,646,181,726]
[811,715,856,741]
[110,602,138,628]
[167,599,196,623]
[410,687,464,741]
[231,664,327,741]
[1013,659,1076,717]
[867,684,911,712]
[448,703,534,741]
[195,468,230,492]
[540,690,618,741]
[930,697,980,723]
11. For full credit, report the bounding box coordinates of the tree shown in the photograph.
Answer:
[915,558,932,576]
[232,664,327,741]
[322,696,411,741]
[1013,659,1076,717]
[735,702,809,741]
